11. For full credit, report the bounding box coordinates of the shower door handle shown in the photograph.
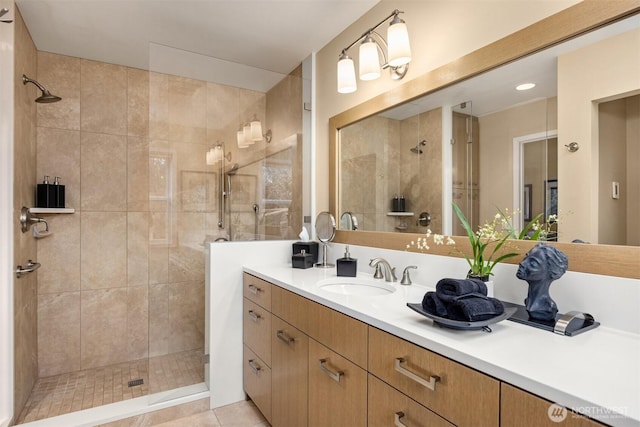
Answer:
[16,260,41,278]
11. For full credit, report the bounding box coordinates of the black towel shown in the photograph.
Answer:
[447,294,505,322]
[435,278,487,302]
[422,292,448,317]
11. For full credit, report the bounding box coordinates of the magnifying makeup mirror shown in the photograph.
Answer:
[315,211,336,268]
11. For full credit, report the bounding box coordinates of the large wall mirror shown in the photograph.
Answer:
[329,2,640,278]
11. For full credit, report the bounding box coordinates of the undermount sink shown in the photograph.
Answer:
[317,277,396,296]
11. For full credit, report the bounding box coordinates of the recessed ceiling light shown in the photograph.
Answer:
[516,83,536,91]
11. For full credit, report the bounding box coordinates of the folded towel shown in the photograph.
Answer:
[435,278,487,302]
[422,292,448,317]
[448,294,505,322]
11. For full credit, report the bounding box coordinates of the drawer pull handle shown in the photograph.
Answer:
[248,284,262,295]
[319,359,343,383]
[248,359,262,375]
[247,310,261,322]
[276,330,295,345]
[395,358,440,391]
[394,412,407,427]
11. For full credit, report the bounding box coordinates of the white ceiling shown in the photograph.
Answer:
[16,0,380,92]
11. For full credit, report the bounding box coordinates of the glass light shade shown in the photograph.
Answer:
[250,118,263,141]
[387,21,411,67]
[206,149,215,165]
[242,123,254,146]
[237,129,249,148]
[359,38,380,81]
[337,54,357,93]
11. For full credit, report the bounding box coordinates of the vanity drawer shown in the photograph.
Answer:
[501,383,605,426]
[243,273,272,310]
[368,327,499,427]
[368,374,454,427]
[271,285,310,333]
[307,299,368,369]
[243,345,272,424]
[243,298,271,367]
[308,338,367,427]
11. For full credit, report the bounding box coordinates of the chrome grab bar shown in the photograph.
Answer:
[16,260,41,278]
[395,358,440,391]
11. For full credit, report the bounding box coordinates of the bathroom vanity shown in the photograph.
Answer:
[241,265,638,427]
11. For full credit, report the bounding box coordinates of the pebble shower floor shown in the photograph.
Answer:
[16,349,204,424]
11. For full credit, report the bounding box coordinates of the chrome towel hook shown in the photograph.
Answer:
[564,142,579,152]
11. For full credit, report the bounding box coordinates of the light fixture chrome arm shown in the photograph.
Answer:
[340,9,404,53]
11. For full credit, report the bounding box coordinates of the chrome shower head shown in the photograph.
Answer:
[22,75,62,103]
[410,140,427,154]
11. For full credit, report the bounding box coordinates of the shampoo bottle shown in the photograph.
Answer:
[336,245,357,277]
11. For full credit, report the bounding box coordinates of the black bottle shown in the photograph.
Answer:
[336,245,357,277]
[392,194,400,212]
[53,176,65,208]
[399,195,406,212]
[36,175,54,208]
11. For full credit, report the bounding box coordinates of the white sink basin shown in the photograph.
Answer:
[317,277,396,296]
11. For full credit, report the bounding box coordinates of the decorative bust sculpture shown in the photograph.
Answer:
[516,243,569,321]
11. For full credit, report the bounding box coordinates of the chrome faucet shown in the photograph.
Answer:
[369,258,397,282]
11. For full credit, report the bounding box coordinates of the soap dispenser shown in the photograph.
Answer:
[336,245,357,277]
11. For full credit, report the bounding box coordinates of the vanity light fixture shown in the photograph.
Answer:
[236,115,272,148]
[516,83,536,91]
[337,9,412,94]
[206,143,231,165]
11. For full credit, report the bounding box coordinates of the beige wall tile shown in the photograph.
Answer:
[128,136,150,211]
[128,212,149,286]
[168,76,206,144]
[37,213,81,293]
[37,52,81,130]
[148,245,169,286]
[206,82,239,140]
[81,59,127,135]
[128,68,149,137]
[149,72,169,141]
[81,288,129,369]
[37,127,81,209]
[168,244,204,284]
[81,132,127,211]
[127,285,149,360]
[168,281,204,353]
[149,283,169,357]
[81,212,127,289]
[38,292,81,376]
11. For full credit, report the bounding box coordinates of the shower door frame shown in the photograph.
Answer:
[0,2,15,422]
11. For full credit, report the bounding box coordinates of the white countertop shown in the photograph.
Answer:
[244,263,640,427]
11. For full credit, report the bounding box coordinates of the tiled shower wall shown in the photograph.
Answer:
[340,107,442,233]
[33,51,270,378]
[13,7,38,417]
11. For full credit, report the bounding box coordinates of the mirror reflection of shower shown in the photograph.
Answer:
[410,140,427,154]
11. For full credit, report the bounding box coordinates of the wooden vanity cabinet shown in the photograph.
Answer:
[368,326,500,427]
[308,338,367,427]
[271,316,308,427]
[368,374,454,427]
[501,383,606,427]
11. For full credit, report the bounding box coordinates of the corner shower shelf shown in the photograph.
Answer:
[387,212,414,217]
[28,207,75,214]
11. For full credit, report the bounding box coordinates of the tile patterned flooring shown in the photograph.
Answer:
[16,349,204,424]
[153,401,268,427]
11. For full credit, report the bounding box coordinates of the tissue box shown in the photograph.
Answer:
[292,250,315,269]
[292,241,318,263]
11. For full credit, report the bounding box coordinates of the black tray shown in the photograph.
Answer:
[407,303,517,332]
